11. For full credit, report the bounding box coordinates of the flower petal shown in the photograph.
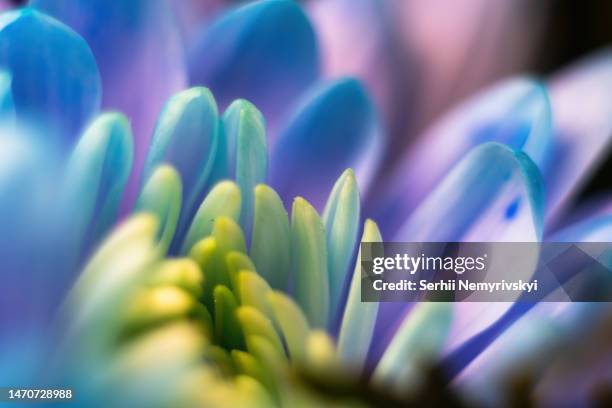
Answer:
[370,78,551,237]
[291,197,329,328]
[373,303,453,393]
[271,78,381,208]
[0,70,14,121]
[181,181,241,254]
[545,49,612,224]
[337,219,381,372]
[143,87,219,246]
[267,291,310,362]
[188,0,318,132]
[373,142,544,364]
[33,0,187,205]
[250,185,291,291]
[222,99,267,232]
[323,168,360,321]
[61,113,133,263]
[135,165,182,254]
[0,8,101,149]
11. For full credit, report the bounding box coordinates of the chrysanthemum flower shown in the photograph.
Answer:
[1,1,612,407]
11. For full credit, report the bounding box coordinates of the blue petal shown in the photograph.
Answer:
[33,0,187,206]
[270,78,381,208]
[0,70,14,121]
[371,142,545,364]
[0,8,101,150]
[369,77,551,238]
[188,0,318,131]
[142,87,219,247]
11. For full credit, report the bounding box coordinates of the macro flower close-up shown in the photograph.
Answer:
[1,0,612,407]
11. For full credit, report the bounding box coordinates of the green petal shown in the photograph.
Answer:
[337,219,381,371]
[135,165,182,254]
[181,181,241,254]
[232,351,273,394]
[373,303,453,390]
[267,291,310,362]
[142,87,219,239]
[291,197,329,327]
[121,286,211,340]
[189,237,223,312]
[62,214,159,355]
[223,99,267,232]
[251,184,291,290]
[62,112,133,259]
[213,216,247,254]
[322,168,360,317]
[237,306,285,357]
[237,270,273,320]
[148,259,204,298]
[305,330,336,371]
[213,285,245,350]
[226,251,256,295]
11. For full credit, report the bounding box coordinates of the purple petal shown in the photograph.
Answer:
[368,77,551,238]
[544,49,612,225]
[33,0,187,208]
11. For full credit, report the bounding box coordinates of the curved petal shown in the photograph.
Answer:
[33,0,187,206]
[188,0,318,134]
[135,165,182,254]
[337,219,381,372]
[369,77,551,237]
[545,49,612,224]
[222,99,267,232]
[61,113,134,264]
[0,8,101,149]
[271,78,382,209]
[323,168,360,321]
[291,197,329,328]
[143,87,219,247]
[250,185,291,291]
[371,142,545,364]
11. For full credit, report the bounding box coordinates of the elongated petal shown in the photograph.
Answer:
[396,142,544,242]
[271,78,380,208]
[323,168,360,320]
[135,165,182,254]
[148,259,203,298]
[143,87,219,245]
[61,214,159,357]
[237,306,285,356]
[250,185,291,290]
[291,197,329,328]
[374,303,453,393]
[61,113,133,263]
[375,143,544,363]
[337,219,381,371]
[214,285,245,350]
[0,70,14,121]
[181,181,241,254]
[188,0,318,131]
[267,291,310,362]
[370,78,551,237]
[545,49,612,223]
[0,8,101,149]
[222,99,267,231]
[33,0,187,206]
[237,271,273,321]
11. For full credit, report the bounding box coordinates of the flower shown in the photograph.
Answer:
[1,1,612,407]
